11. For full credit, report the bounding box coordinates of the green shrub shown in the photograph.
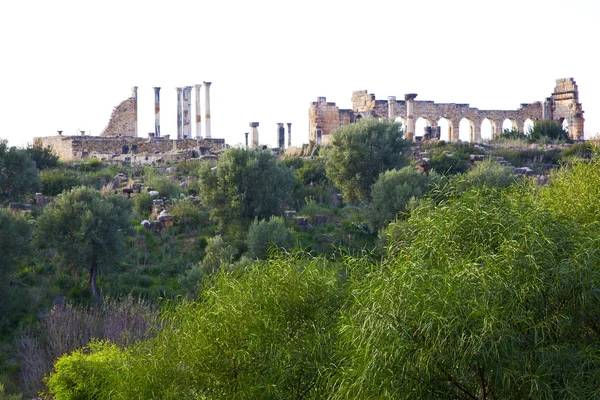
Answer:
[367,166,440,232]
[143,167,181,199]
[168,198,209,229]
[246,217,294,260]
[25,142,60,170]
[40,169,80,196]
[77,158,104,172]
[133,191,154,219]
[457,158,517,189]
[528,119,570,142]
[560,142,594,160]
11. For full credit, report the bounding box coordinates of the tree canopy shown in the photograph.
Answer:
[198,147,296,237]
[36,186,132,301]
[321,119,410,202]
[0,140,40,202]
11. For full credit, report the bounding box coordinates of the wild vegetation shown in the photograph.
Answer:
[0,120,599,399]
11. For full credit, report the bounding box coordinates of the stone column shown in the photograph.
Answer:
[194,84,202,139]
[287,123,292,147]
[245,132,249,147]
[176,87,183,139]
[543,97,553,120]
[182,86,192,139]
[250,122,259,148]
[204,81,212,138]
[388,96,396,120]
[277,123,285,148]
[153,87,161,137]
[132,86,138,137]
[404,93,417,141]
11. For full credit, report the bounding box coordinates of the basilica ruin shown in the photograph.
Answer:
[309,78,584,144]
[35,84,225,163]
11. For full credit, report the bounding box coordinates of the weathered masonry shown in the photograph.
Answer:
[309,78,584,144]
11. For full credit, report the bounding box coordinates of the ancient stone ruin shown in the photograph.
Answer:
[309,78,585,144]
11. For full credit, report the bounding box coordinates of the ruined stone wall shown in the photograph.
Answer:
[100,97,137,137]
[310,78,582,142]
[35,135,226,162]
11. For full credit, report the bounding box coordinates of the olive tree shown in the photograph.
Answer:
[198,147,296,237]
[0,140,40,202]
[36,186,132,301]
[321,119,410,202]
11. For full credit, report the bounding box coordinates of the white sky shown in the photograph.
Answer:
[1,0,598,148]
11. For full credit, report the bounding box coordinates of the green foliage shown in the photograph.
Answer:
[560,142,594,160]
[334,158,600,398]
[47,254,345,399]
[77,158,104,172]
[36,186,132,300]
[500,127,528,140]
[367,166,440,232]
[321,119,410,202]
[297,157,328,186]
[455,158,517,189]
[428,142,480,175]
[133,191,153,219]
[528,119,570,142]
[168,198,209,230]
[0,209,31,337]
[24,142,60,170]
[0,140,40,202]
[198,148,296,237]
[45,341,126,400]
[179,235,240,292]
[490,147,561,169]
[246,217,294,260]
[143,167,181,199]
[0,382,21,400]
[40,168,81,196]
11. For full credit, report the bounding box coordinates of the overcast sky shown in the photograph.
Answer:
[1,0,598,148]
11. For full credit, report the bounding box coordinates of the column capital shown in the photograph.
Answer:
[153,87,161,91]
[404,93,418,101]
[250,122,259,127]
[194,83,202,91]
[388,96,397,101]
[203,81,212,87]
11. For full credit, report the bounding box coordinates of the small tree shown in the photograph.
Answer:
[246,217,294,259]
[368,166,440,232]
[528,119,570,142]
[198,148,296,237]
[0,140,40,202]
[36,186,132,301]
[321,119,410,202]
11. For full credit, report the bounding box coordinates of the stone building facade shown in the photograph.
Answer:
[309,78,584,143]
[100,87,138,137]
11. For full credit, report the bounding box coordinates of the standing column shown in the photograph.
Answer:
[132,86,138,137]
[182,86,192,139]
[287,122,292,147]
[204,81,212,138]
[176,87,183,139]
[250,122,259,148]
[153,87,161,137]
[277,123,285,148]
[388,96,396,120]
[405,93,417,141]
[194,84,202,139]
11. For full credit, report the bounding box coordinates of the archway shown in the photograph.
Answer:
[459,118,474,142]
[394,117,407,135]
[415,117,432,139]
[502,118,518,134]
[524,118,534,135]
[480,118,494,141]
[560,117,569,132]
[437,118,452,141]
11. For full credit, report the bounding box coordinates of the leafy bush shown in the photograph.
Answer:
[133,191,154,219]
[528,119,570,142]
[246,217,294,260]
[499,127,528,140]
[430,152,470,175]
[367,166,440,231]
[560,142,594,160]
[40,168,80,196]
[77,158,104,172]
[25,142,60,170]
[457,158,517,189]
[168,198,210,230]
[143,167,181,199]
[0,140,40,202]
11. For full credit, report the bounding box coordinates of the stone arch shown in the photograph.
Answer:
[459,118,475,142]
[394,117,407,134]
[437,118,452,142]
[480,118,495,141]
[354,114,362,123]
[502,118,518,133]
[559,117,569,132]
[524,118,535,135]
[415,117,432,139]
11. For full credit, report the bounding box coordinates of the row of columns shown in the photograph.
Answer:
[151,82,212,140]
[244,122,292,149]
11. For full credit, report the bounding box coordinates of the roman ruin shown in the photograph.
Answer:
[35,83,225,163]
[309,78,585,144]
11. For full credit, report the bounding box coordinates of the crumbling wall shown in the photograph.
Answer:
[100,97,137,137]
[310,78,583,142]
[35,136,226,163]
